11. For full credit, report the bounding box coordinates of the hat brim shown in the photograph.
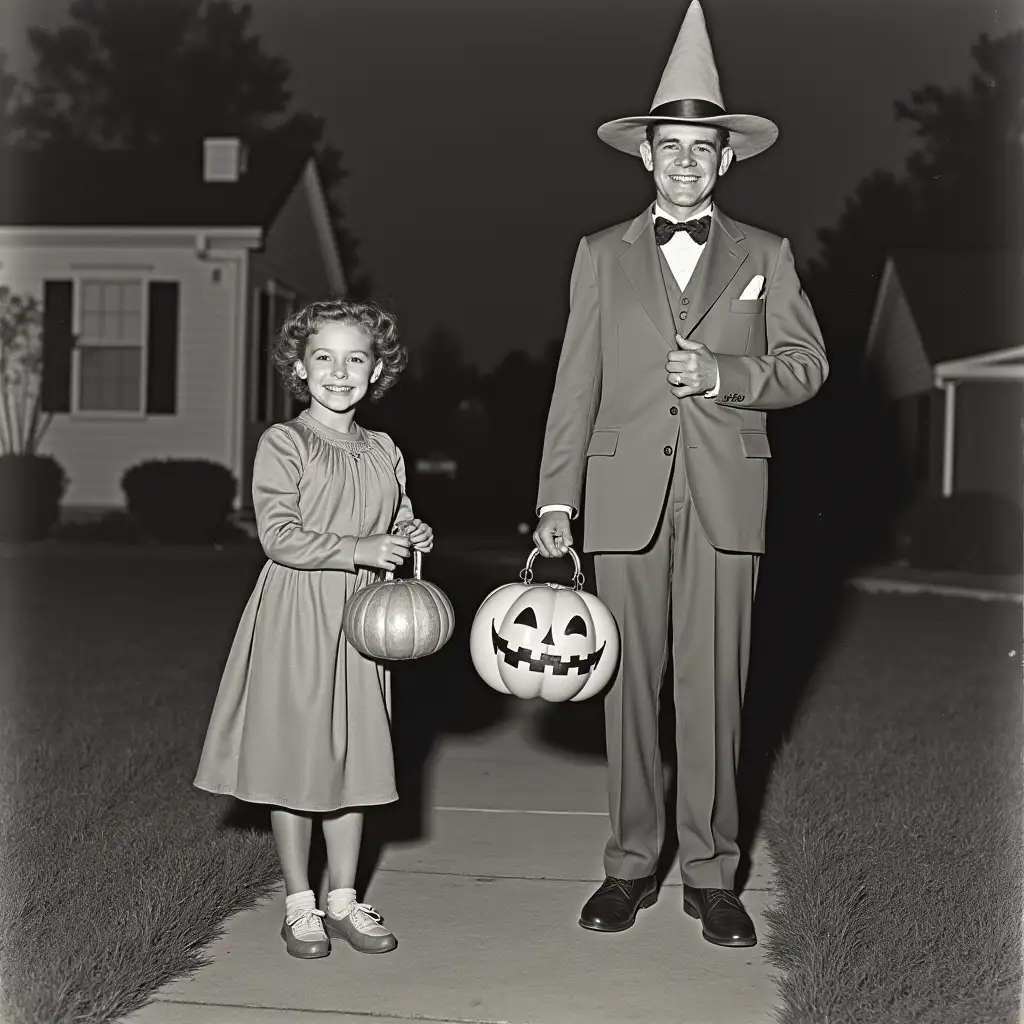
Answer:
[597,113,778,160]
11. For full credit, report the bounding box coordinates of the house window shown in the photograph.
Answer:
[252,284,302,424]
[74,280,146,413]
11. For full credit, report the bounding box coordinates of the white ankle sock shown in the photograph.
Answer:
[285,889,316,913]
[327,887,357,918]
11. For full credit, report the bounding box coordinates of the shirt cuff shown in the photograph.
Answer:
[539,504,575,518]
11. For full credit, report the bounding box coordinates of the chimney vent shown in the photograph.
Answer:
[203,137,247,183]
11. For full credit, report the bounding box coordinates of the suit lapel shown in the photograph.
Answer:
[619,208,677,349]
[681,211,748,338]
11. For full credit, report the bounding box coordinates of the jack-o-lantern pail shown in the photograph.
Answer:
[469,547,620,703]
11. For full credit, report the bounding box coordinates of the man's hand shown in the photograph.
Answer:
[533,510,573,559]
[354,533,411,571]
[666,335,718,398]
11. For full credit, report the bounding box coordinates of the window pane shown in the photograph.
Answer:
[78,347,142,412]
[81,281,103,314]
[99,310,116,340]
[80,310,103,340]
[79,280,143,343]
[121,283,142,313]
[120,311,142,342]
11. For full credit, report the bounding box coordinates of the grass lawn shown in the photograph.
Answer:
[0,548,288,1024]
[1,544,1020,1024]
[0,544,509,1024]
[760,593,1023,1024]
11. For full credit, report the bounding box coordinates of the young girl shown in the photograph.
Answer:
[194,299,433,960]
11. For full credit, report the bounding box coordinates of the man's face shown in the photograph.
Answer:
[640,123,734,217]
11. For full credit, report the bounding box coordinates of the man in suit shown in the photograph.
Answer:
[533,0,828,948]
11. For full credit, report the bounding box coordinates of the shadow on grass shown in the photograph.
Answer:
[734,517,850,891]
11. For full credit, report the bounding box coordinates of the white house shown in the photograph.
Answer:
[863,248,1024,509]
[0,137,346,512]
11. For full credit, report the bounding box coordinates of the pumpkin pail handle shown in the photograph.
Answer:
[387,520,423,581]
[521,546,584,591]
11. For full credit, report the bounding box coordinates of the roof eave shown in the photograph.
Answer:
[300,158,347,295]
[0,225,265,250]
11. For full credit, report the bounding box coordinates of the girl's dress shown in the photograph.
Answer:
[194,409,413,813]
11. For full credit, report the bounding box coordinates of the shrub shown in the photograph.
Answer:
[121,459,237,544]
[904,492,1023,574]
[0,454,66,542]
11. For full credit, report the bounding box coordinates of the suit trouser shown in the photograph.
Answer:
[594,443,758,889]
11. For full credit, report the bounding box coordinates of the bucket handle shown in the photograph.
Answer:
[520,546,584,591]
[384,520,423,581]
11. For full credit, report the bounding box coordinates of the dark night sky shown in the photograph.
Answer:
[4,0,1022,368]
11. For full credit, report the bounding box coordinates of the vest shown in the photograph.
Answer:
[657,244,711,505]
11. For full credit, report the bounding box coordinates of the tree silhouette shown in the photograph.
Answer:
[804,30,1024,374]
[768,30,1024,567]
[7,0,364,287]
[0,53,23,146]
[897,30,1023,248]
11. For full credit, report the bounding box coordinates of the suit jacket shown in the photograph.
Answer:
[536,206,828,555]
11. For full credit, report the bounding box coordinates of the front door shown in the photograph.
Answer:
[241,281,305,509]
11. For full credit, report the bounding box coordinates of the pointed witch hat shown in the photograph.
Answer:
[597,0,778,161]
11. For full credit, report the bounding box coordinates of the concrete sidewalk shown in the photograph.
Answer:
[127,703,780,1024]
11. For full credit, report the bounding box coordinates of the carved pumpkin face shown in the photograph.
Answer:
[470,581,619,703]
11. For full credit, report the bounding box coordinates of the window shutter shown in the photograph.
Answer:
[41,281,74,413]
[146,281,179,415]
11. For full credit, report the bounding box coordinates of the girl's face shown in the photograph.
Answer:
[295,321,382,418]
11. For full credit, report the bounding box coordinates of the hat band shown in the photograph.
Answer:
[649,99,726,119]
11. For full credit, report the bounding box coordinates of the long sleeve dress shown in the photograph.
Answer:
[193,409,414,813]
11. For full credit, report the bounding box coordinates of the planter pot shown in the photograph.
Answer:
[0,454,67,542]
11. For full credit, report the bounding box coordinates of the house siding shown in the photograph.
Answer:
[251,171,336,301]
[0,243,247,508]
[866,268,934,400]
[240,173,343,508]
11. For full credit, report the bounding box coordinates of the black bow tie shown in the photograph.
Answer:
[654,215,711,247]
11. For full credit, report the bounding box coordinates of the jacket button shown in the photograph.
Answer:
[681,297,689,305]
[679,311,687,320]
[669,406,678,415]
[663,446,673,456]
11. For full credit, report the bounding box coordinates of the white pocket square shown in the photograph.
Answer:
[739,275,765,300]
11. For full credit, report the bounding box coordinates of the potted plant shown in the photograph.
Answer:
[0,285,66,542]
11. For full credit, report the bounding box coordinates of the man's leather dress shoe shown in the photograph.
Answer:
[579,875,658,932]
[682,885,757,947]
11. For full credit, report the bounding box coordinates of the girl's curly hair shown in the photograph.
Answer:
[271,298,408,403]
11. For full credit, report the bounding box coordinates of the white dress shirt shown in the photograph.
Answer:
[540,204,722,521]
[653,201,720,399]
